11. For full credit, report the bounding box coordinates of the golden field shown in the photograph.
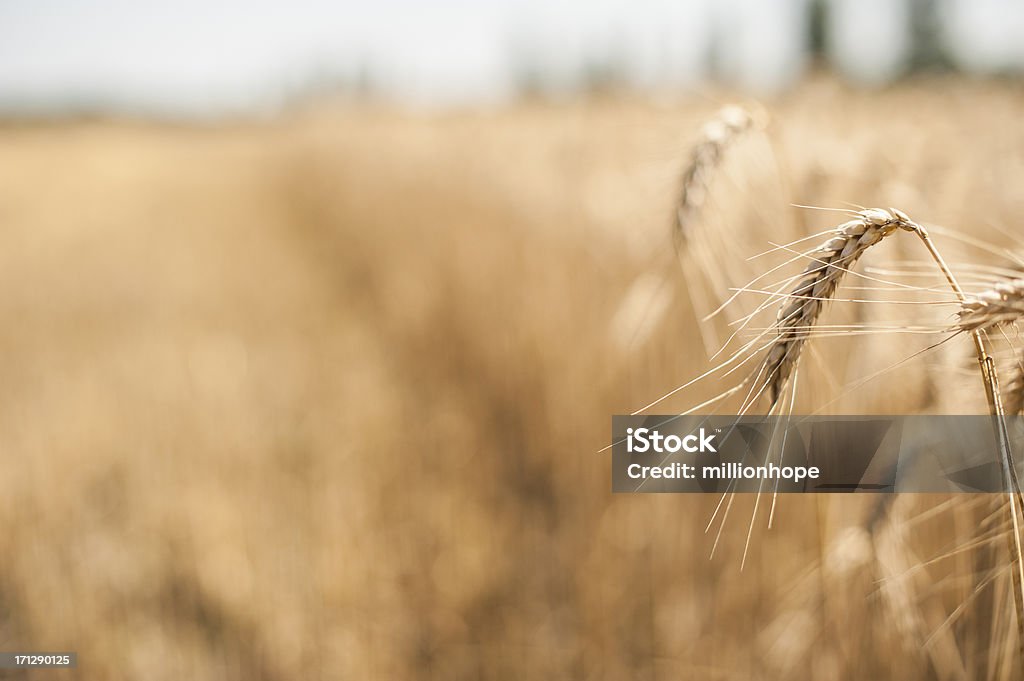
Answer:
[1,78,1024,679]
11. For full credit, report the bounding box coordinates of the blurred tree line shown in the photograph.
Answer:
[517,0,972,99]
[807,0,953,73]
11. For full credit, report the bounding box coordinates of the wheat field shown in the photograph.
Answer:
[1,77,1024,679]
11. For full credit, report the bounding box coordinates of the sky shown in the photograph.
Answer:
[0,0,1021,115]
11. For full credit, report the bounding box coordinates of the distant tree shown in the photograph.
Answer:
[507,32,556,101]
[283,61,378,106]
[906,0,955,72]
[510,61,551,101]
[703,6,727,83]
[807,0,829,65]
[577,48,630,96]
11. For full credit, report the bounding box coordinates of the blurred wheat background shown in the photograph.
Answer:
[4,1,1024,679]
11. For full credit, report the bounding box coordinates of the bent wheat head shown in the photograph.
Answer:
[760,208,920,406]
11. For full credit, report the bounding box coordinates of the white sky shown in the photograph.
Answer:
[0,0,1021,114]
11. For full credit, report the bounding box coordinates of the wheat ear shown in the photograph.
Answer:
[957,278,1024,414]
[673,106,755,249]
[958,278,1024,332]
[756,207,919,407]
